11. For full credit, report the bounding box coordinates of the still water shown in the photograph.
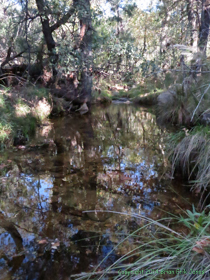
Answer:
[0,104,195,279]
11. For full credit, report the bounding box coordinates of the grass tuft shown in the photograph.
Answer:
[157,76,210,126]
[72,209,210,280]
[167,126,210,192]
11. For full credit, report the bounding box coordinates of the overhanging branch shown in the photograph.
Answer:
[1,49,26,68]
[50,6,75,32]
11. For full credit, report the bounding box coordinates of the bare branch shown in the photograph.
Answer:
[50,6,75,32]
[191,83,210,121]
[1,49,26,68]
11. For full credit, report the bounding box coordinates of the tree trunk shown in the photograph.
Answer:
[35,0,58,77]
[74,0,93,105]
[35,0,75,78]
[198,0,210,55]
[187,0,198,47]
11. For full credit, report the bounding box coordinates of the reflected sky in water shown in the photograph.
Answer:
[0,104,196,279]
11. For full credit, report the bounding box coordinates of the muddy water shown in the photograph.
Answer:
[0,104,195,280]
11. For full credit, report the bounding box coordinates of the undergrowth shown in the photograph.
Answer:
[157,73,210,126]
[92,76,163,103]
[0,86,52,149]
[167,125,210,193]
[72,209,210,280]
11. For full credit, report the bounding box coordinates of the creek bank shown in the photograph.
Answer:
[0,85,133,149]
[0,104,199,280]
[0,85,122,149]
[120,79,210,193]
[155,79,210,193]
[132,92,159,105]
[0,86,52,149]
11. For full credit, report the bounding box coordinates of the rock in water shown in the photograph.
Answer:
[201,112,210,125]
[77,102,89,115]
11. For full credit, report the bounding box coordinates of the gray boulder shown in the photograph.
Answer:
[157,91,174,104]
[200,112,210,125]
[157,84,183,105]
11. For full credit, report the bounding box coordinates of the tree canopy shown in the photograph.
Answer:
[0,0,210,100]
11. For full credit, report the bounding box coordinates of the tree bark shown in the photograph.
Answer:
[35,0,58,76]
[198,0,210,55]
[1,48,26,68]
[74,0,93,105]
[35,0,75,77]
[187,0,197,47]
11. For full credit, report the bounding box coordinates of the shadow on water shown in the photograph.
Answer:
[0,104,196,279]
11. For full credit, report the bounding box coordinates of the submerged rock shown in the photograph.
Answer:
[77,102,89,115]
[112,97,131,104]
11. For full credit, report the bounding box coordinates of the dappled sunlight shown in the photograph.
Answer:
[37,124,53,138]
[33,98,52,121]
[15,103,30,117]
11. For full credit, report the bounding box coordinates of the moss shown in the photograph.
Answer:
[92,89,112,104]
[25,87,49,99]
[132,92,160,106]
[101,89,112,97]
[14,114,37,135]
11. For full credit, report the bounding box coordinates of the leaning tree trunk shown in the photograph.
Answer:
[35,0,58,77]
[198,0,210,55]
[74,0,93,105]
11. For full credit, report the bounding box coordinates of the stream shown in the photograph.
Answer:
[0,103,196,280]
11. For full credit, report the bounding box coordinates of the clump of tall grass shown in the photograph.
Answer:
[157,81,199,126]
[168,126,210,193]
[157,71,210,126]
[72,209,210,280]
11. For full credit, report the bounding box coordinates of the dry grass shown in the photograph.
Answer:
[72,210,210,280]
[157,73,210,126]
[157,82,197,126]
[169,127,210,192]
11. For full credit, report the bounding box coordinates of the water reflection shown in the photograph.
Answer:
[0,104,195,279]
